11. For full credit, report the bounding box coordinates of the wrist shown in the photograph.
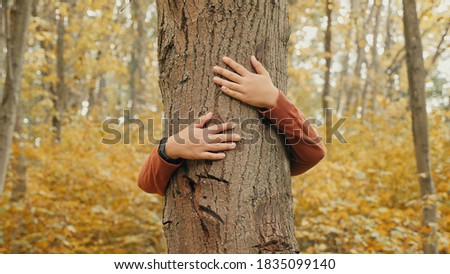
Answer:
[164,135,180,160]
[264,87,279,109]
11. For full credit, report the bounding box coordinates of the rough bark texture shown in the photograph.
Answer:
[156,0,297,254]
[0,0,32,195]
[402,0,437,254]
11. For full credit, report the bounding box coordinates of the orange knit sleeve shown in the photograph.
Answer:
[259,90,325,175]
[137,146,183,196]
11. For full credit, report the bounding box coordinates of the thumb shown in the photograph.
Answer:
[195,112,213,128]
[251,55,268,75]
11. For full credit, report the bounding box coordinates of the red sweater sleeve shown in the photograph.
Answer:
[138,90,324,195]
[258,89,325,175]
[137,146,183,196]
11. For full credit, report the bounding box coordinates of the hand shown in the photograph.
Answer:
[164,112,241,161]
[212,56,279,109]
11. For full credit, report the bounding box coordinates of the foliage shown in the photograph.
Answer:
[292,103,450,253]
[0,115,165,253]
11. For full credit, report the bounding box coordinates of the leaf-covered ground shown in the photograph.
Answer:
[1,104,448,254]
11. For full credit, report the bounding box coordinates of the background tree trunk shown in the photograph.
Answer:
[53,5,66,142]
[369,2,381,113]
[129,0,146,116]
[156,0,297,253]
[322,0,332,116]
[0,0,32,195]
[11,107,27,203]
[402,0,437,254]
[344,0,367,114]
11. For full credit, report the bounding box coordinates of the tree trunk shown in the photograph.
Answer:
[344,0,367,114]
[402,0,437,254]
[156,0,297,253]
[0,1,5,99]
[129,0,146,116]
[361,1,383,119]
[384,0,392,53]
[369,2,381,113]
[336,27,351,115]
[0,0,32,195]
[53,4,66,142]
[322,0,332,116]
[11,107,27,202]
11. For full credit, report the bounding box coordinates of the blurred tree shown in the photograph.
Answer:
[129,0,146,116]
[368,1,381,113]
[402,0,437,254]
[0,0,32,195]
[322,0,333,115]
[53,1,68,142]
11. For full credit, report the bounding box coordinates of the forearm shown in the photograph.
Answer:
[137,145,182,196]
[258,90,325,175]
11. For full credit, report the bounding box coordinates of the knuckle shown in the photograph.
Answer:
[208,125,217,132]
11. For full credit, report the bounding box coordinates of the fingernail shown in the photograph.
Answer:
[251,55,256,60]
[213,66,219,71]
[223,56,229,62]
[231,143,236,148]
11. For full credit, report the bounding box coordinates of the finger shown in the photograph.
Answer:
[195,112,213,128]
[199,152,227,160]
[213,66,243,83]
[220,86,246,102]
[207,122,236,134]
[222,56,251,76]
[251,55,269,75]
[207,142,237,152]
[213,77,243,92]
[208,133,241,143]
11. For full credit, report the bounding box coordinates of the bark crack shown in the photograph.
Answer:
[253,239,294,254]
[200,205,224,224]
[185,175,210,238]
[197,173,230,184]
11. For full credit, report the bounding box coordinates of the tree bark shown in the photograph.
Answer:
[0,0,32,195]
[156,0,297,253]
[402,0,437,254]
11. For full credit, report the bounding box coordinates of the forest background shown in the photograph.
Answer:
[0,0,449,253]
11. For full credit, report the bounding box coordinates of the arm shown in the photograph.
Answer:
[258,90,325,175]
[138,145,183,196]
[138,112,240,196]
[213,56,325,175]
